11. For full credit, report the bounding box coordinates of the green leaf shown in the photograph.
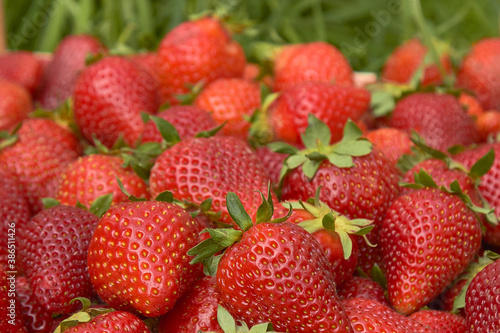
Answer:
[337,230,353,260]
[256,190,273,224]
[75,201,88,210]
[302,159,322,179]
[249,323,271,333]
[151,116,181,145]
[353,225,374,236]
[207,228,243,248]
[399,182,425,190]
[89,193,113,217]
[340,120,363,142]
[415,169,438,188]
[200,197,213,212]
[217,305,236,333]
[195,122,226,138]
[322,212,336,231]
[140,112,151,124]
[115,176,147,202]
[267,142,299,155]
[371,90,396,117]
[301,114,331,148]
[226,192,253,231]
[42,198,60,209]
[0,133,18,150]
[188,237,225,265]
[411,132,449,161]
[469,148,495,179]
[155,191,174,203]
[335,139,372,157]
[453,281,468,310]
[326,153,353,168]
[371,264,387,289]
[286,154,308,169]
[203,254,222,277]
[69,297,92,312]
[305,151,328,161]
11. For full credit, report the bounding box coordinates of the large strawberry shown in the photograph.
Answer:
[0,268,28,332]
[0,51,43,95]
[273,41,353,91]
[37,34,106,110]
[157,17,245,105]
[73,56,160,148]
[268,82,370,145]
[87,200,203,317]
[338,276,389,307]
[0,79,32,131]
[410,310,467,333]
[149,136,272,226]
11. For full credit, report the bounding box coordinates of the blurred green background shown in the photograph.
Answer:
[4,0,500,72]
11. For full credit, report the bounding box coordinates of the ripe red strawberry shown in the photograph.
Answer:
[254,146,287,187]
[158,275,222,333]
[338,276,389,307]
[37,35,106,110]
[410,310,467,333]
[157,17,245,105]
[64,311,151,333]
[0,131,79,213]
[273,41,353,91]
[457,38,500,110]
[194,78,260,139]
[476,110,500,141]
[465,258,500,332]
[429,278,467,315]
[55,154,149,208]
[365,128,413,165]
[87,201,203,317]
[130,52,160,86]
[343,297,435,333]
[18,205,99,315]
[459,92,484,118]
[0,51,43,95]
[269,82,371,145]
[382,38,452,86]
[1,268,28,332]
[149,136,272,226]
[390,93,479,150]
[142,106,217,142]
[0,79,32,131]
[73,56,160,148]
[379,187,482,315]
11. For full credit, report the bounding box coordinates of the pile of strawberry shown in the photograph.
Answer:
[2,16,500,333]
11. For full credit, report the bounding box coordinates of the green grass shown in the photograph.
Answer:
[4,0,500,72]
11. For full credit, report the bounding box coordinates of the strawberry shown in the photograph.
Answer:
[73,56,160,148]
[130,52,161,87]
[338,276,389,307]
[459,92,484,118]
[18,205,100,315]
[409,310,467,333]
[0,51,43,95]
[194,78,260,139]
[365,128,413,165]
[381,38,452,86]
[55,154,149,208]
[37,35,106,110]
[87,200,203,317]
[457,38,500,110]
[142,106,217,142]
[0,131,79,213]
[149,136,272,226]
[157,17,245,105]
[0,79,32,131]
[429,278,467,315]
[273,41,353,91]
[379,181,483,315]
[158,275,222,333]
[268,82,371,145]
[63,311,151,333]
[465,258,500,332]
[343,297,435,333]
[254,146,287,187]
[476,110,500,141]
[1,268,28,332]
[390,93,479,150]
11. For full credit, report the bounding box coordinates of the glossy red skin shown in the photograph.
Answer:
[273,41,353,91]
[55,154,149,208]
[87,201,203,317]
[0,79,32,131]
[465,259,500,332]
[16,276,58,333]
[457,38,500,110]
[365,128,413,166]
[217,222,353,333]
[390,93,479,151]
[343,297,435,333]
[455,143,500,246]
[0,131,78,214]
[18,205,99,315]
[0,51,43,95]
[410,310,467,333]
[65,311,151,333]
[149,136,272,226]
[73,56,160,148]
[142,106,217,142]
[269,82,371,145]
[157,17,245,105]
[158,276,222,333]
[281,149,400,275]
[477,110,500,141]
[379,188,482,315]
[338,276,389,307]
[254,146,287,187]
[37,35,106,110]
[382,38,452,86]
[194,78,260,139]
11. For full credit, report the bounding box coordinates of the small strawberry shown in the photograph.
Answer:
[338,276,389,307]
[0,268,28,332]
[194,78,260,139]
[365,128,413,165]
[37,34,106,110]
[157,17,245,105]
[409,310,467,333]
[87,200,203,317]
[55,154,149,208]
[273,41,353,91]
[0,51,43,95]
[268,82,371,145]
[0,79,32,131]
[73,56,160,148]
[459,92,484,118]
[476,110,500,142]
[390,93,479,150]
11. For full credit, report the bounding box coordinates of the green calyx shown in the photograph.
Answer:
[269,114,372,183]
[42,193,113,218]
[53,297,114,333]
[203,305,282,333]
